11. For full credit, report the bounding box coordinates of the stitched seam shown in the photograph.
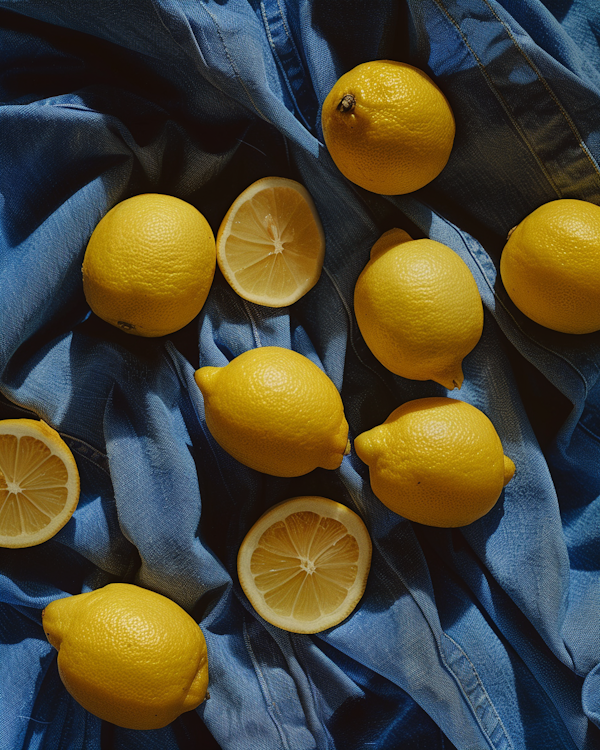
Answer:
[242,619,291,750]
[480,0,600,185]
[440,632,513,750]
[199,2,269,122]
[259,0,312,131]
[576,419,600,444]
[431,0,562,197]
[423,203,593,396]
[241,299,263,348]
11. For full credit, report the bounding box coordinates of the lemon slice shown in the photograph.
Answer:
[237,496,372,633]
[0,419,80,548]
[216,176,326,307]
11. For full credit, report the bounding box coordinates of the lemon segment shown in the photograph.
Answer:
[355,397,515,527]
[82,193,216,337]
[321,60,455,195]
[194,347,349,477]
[216,177,325,307]
[42,583,209,730]
[353,229,483,389]
[0,419,80,548]
[500,198,600,333]
[237,496,372,633]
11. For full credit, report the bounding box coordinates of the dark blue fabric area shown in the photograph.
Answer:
[2,2,600,749]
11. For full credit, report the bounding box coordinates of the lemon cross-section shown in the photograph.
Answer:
[238,496,372,634]
[216,176,325,307]
[0,419,80,548]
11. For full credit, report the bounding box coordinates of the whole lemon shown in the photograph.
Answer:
[354,229,484,389]
[500,198,600,334]
[194,347,349,477]
[82,193,216,337]
[42,583,209,730]
[354,397,515,527]
[321,60,455,195]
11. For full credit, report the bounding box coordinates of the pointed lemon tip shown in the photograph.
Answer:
[369,228,413,261]
[182,657,209,710]
[194,366,221,395]
[434,366,464,391]
[503,455,516,487]
[353,431,374,465]
[42,595,75,650]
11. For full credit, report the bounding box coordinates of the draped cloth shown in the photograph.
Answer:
[1,2,600,748]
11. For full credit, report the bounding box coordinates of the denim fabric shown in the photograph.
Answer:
[1,1,600,748]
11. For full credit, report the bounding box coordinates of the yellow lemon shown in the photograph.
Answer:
[0,419,80,548]
[194,347,349,477]
[82,193,216,337]
[42,583,209,730]
[354,397,515,527]
[500,198,600,334]
[321,60,455,195]
[353,229,484,389]
[237,496,372,634]
[216,176,325,307]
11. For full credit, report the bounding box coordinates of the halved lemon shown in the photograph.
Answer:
[216,176,326,307]
[237,496,372,634]
[0,419,80,548]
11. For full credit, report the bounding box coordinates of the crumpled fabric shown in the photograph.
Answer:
[1,1,600,748]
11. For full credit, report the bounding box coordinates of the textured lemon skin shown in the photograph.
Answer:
[195,347,349,477]
[82,193,216,337]
[500,199,600,334]
[354,229,483,389]
[321,60,455,195]
[42,583,209,730]
[0,419,80,548]
[354,397,515,528]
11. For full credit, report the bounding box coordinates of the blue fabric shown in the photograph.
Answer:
[1,1,600,748]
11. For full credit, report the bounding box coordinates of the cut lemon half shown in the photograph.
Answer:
[0,419,80,548]
[216,176,326,307]
[237,496,372,634]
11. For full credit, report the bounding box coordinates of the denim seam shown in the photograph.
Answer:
[60,437,111,477]
[289,630,333,750]
[480,0,600,183]
[348,516,498,748]
[259,0,313,133]
[576,419,600,444]
[439,632,514,750]
[431,0,561,198]
[198,3,269,122]
[241,299,264,348]
[426,205,594,394]
[242,618,291,750]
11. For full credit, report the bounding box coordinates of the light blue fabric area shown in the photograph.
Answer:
[1,1,600,749]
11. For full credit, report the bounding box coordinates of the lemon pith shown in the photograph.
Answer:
[0,419,80,548]
[237,496,372,633]
[42,583,209,730]
[194,347,349,477]
[216,176,325,307]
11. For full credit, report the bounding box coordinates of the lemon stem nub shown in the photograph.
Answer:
[345,439,352,456]
[503,456,516,487]
[337,94,356,113]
